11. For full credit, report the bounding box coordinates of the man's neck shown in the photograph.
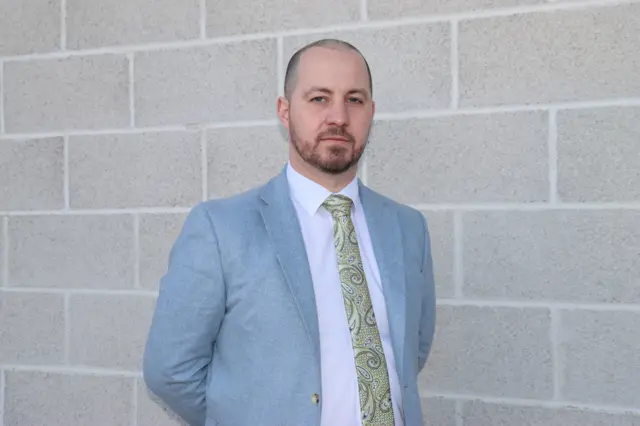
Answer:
[289,158,358,193]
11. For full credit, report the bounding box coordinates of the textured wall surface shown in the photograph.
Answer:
[1,0,639,425]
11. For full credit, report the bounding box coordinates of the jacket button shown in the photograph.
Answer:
[311,393,320,405]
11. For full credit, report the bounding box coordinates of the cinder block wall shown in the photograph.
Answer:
[1,1,639,425]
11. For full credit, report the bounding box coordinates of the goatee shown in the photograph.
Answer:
[289,123,368,175]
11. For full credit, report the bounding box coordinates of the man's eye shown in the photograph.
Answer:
[311,97,326,103]
[348,97,364,104]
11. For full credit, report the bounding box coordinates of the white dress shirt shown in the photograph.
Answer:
[286,162,404,426]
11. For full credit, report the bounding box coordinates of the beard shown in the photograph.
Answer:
[289,121,369,175]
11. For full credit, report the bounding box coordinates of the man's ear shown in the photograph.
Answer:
[276,96,290,130]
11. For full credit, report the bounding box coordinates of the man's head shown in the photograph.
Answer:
[277,39,375,177]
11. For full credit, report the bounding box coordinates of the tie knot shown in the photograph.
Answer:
[322,194,353,217]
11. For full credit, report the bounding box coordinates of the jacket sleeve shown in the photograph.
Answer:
[142,203,226,426]
[417,212,436,373]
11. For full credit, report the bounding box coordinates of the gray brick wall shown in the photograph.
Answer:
[1,1,639,425]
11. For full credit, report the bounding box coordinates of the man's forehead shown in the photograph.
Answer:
[296,47,370,86]
[298,45,366,67]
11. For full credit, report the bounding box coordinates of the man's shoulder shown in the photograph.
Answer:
[194,167,288,217]
[361,184,426,227]
[190,184,263,221]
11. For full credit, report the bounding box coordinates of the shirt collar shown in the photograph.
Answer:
[286,161,361,217]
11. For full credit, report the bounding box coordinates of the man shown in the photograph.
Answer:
[143,39,436,426]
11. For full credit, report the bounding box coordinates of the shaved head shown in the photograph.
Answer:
[276,37,375,185]
[283,39,372,100]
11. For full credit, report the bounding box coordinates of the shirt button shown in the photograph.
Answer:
[311,393,320,405]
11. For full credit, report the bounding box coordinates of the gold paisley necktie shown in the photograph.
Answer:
[322,194,395,426]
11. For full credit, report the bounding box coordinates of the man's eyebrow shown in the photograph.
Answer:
[302,87,332,97]
[302,87,370,98]
[346,88,370,98]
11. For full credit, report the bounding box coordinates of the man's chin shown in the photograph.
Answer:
[316,158,354,174]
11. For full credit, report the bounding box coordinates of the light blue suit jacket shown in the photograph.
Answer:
[143,166,436,426]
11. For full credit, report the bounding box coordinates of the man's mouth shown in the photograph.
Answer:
[321,137,350,142]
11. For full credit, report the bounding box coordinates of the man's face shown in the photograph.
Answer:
[278,46,375,175]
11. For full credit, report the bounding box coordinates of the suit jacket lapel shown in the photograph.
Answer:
[258,168,321,364]
[359,182,407,382]
[257,169,407,381]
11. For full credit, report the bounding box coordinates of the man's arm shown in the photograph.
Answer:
[143,203,226,426]
[417,212,436,372]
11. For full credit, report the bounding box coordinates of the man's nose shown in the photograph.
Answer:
[325,101,348,126]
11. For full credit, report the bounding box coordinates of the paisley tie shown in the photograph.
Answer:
[322,194,395,426]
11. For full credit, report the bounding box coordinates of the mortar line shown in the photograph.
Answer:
[1,287,158,296]
[450,19,459,109]
[0,367,5,426]
[64,135,70,209]
[132,377,139,426]
[420,392,640,416]
[551,309,564,400]
[4,201,640,217]
[277,37,284,97]
[456,400,464,426]
[2,364,144,377]
[133,214,140,289]
[0,60,5,134]
[548,109,559,203]
[411,202,640,211]
[128,53,135,127]
[437,298,640,311]
[64,293,70,364]
[1,207,192,216]
[2,217,8,287]
[201,130,208,201]
[453,211,464,298]
[199,0,207,39]
[360,0,369,21]
[60,0,67,50]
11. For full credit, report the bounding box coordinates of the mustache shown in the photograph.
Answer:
[317,127,355,143]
